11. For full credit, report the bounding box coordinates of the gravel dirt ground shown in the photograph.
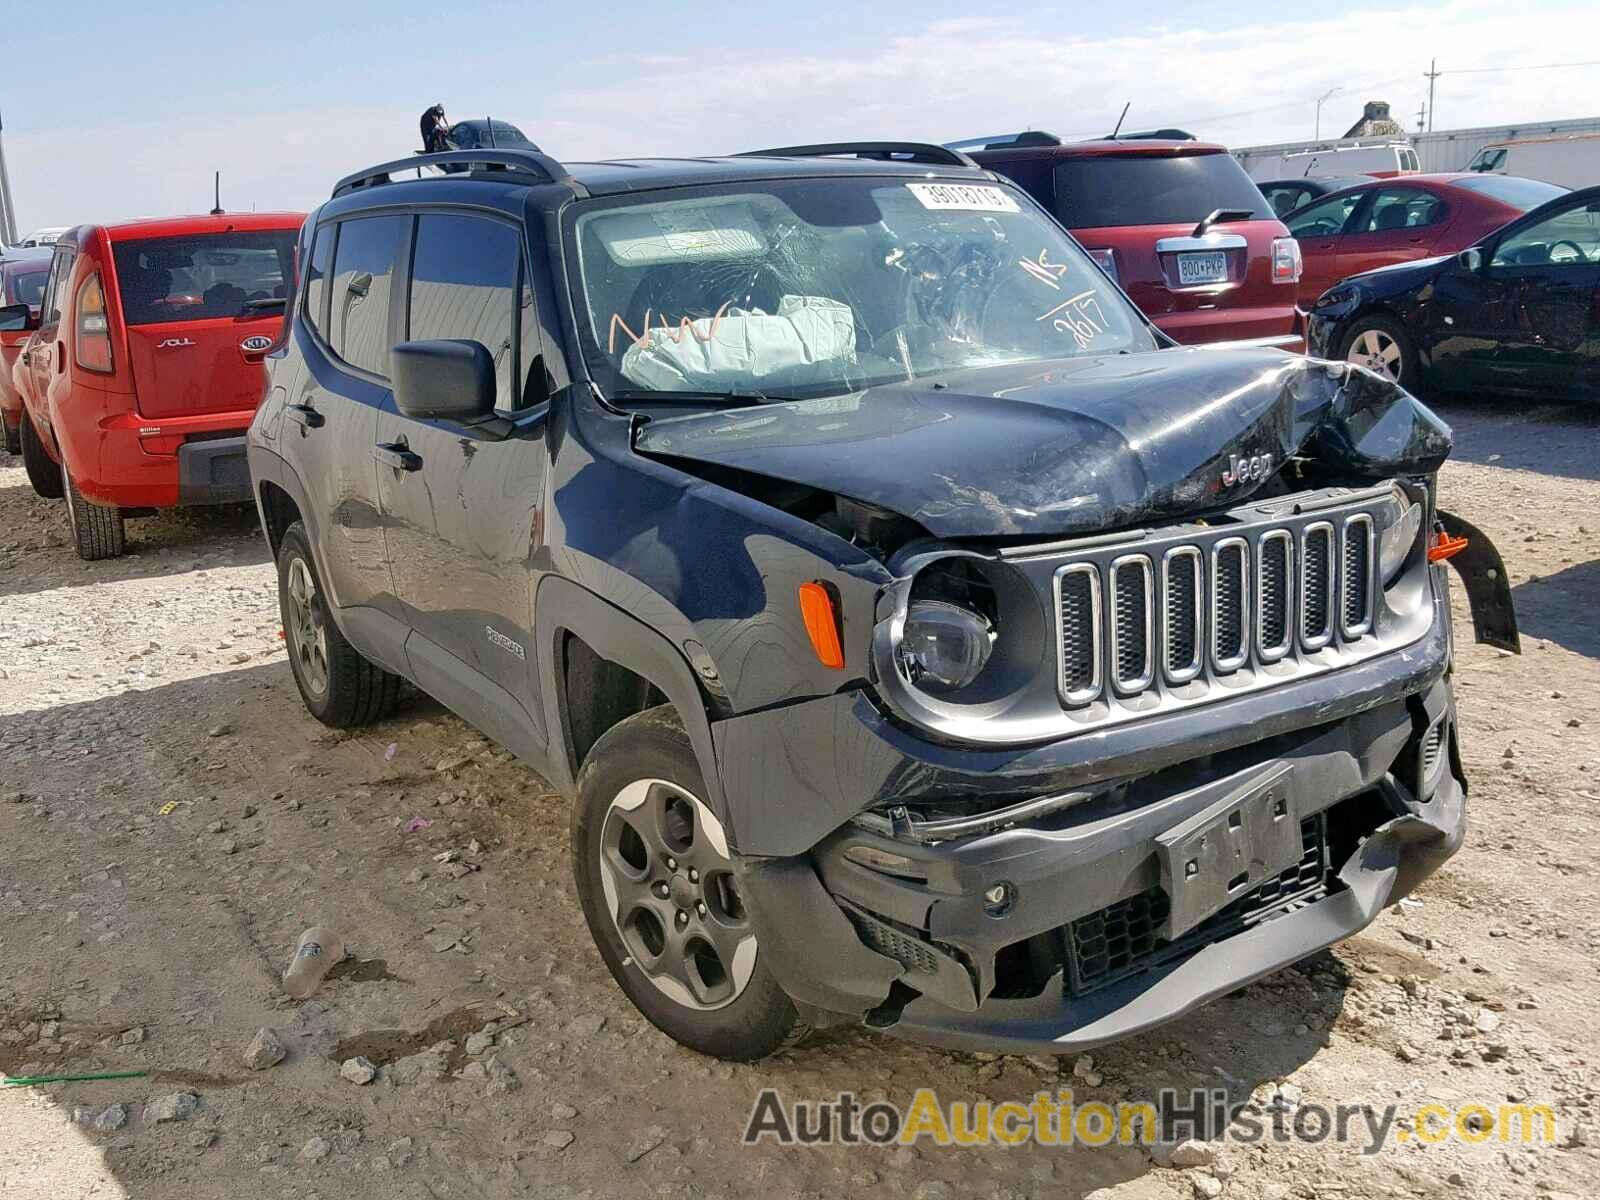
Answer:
[0,395,1596,1200]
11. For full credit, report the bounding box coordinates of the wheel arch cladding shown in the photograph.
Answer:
[535,574,731,828]
[257,479,302,559]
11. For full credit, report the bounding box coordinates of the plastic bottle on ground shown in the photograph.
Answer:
[282,926,345,999]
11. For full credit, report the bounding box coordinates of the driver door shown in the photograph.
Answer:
[1286,191,1365,303]
[372,210,551,762]
[1439,194,1600,395]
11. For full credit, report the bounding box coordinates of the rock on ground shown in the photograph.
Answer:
[243,1027,287,1070]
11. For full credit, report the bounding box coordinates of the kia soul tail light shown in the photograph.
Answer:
[74,274,114,373]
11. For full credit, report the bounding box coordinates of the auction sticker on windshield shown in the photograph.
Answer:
[907,183,1021,213]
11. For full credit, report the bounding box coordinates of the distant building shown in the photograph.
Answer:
[1343,101,1406,140]
[1233,111,1600,176]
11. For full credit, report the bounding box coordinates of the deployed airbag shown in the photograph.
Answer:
[622,295,857,391]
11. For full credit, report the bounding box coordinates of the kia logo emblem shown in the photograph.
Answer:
[240,335,273,352]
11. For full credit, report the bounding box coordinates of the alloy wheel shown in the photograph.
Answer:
[597,778,756,1011]
[285,556,330,697]
[1346,327,1402,382]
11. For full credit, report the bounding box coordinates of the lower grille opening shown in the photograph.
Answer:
[845,908,942,976]
[1064,813,1332,999]
[1421,721,1446,780]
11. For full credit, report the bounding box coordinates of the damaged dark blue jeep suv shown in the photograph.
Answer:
[247,143,1518,1060]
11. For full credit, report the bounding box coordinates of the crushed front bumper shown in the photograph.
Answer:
[723,587,1463,1055]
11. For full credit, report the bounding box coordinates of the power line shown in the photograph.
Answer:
[1438,59,1600,75]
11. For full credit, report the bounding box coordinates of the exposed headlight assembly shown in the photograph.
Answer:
[1379,481,1424,585]
[895,600,995,694]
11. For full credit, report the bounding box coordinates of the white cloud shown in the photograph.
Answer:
[6,0,1594,232]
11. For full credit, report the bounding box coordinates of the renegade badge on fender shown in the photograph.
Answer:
[247,143,1517,1061]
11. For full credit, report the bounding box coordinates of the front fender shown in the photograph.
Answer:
[1438,509,1520,653]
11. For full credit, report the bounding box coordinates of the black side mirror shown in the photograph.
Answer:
[1456,246,1485,273]
[0,302,36,333]
[392,339,496,422]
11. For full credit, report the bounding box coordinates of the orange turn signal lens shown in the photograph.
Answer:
[798,582,845,670]
[1428,532,1469,563]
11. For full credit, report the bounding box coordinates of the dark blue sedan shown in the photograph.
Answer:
[1307,184,1600,399]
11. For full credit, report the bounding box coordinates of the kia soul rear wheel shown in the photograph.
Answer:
[63,465,126,560]
[573,706,807,1060]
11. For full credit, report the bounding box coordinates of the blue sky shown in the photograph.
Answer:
[3,0,1594,231]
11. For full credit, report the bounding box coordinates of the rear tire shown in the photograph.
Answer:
[63,465,126,560]
[19,410,63,499]
[2,415,19,456]
[1337,313,1419,393]
[572,705,808,1061]
[276,520,401,727]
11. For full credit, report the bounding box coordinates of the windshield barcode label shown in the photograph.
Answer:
[906,183,1020,213]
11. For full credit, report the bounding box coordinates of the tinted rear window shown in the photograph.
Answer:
[1451,175,1568,211]
[1052,153,1269,228]
[112,231,296,325]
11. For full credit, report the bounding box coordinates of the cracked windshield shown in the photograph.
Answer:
[572,178,1151,400]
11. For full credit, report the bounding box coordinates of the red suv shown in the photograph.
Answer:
[0,247,51,454]
[1,212,304,558]
[954,133,1304,348]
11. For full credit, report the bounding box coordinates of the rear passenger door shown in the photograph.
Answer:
[286,215,407,619]
[373,211,551,761]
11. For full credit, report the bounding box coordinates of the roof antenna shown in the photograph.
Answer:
[209,170,224,216]
[486,117,496,149]
[1110,102,1131,140]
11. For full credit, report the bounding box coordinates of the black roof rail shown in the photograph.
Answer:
[944,131,1063,152]
[1113,128,1198,142]
[331,149,587,199]
[737,141,980,169]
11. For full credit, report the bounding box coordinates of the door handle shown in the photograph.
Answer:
[373,441,423,472]
[55,341,66,373]
[285,402,324,429]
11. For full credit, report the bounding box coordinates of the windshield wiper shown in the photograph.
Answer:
[607,388,778,407]
[243,297,286,312]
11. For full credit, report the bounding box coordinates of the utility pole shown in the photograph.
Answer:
[0,108,19,246]
[1416,102,1427,132]
[1424,58,1441,133]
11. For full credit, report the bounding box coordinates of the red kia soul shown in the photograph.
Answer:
[953,133,1305,348]
[1,212,304,559]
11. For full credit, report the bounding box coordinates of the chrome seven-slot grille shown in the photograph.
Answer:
[1055,508,1377,706]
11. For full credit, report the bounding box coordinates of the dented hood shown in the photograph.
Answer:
[633,347,1452,539]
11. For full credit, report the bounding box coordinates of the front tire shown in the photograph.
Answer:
[1337,313,1419,393]
[572,706,807,1061]
[63,465,126,560]
[2,415,19,456]
[276,520,401,727]
[19,410,63,499]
